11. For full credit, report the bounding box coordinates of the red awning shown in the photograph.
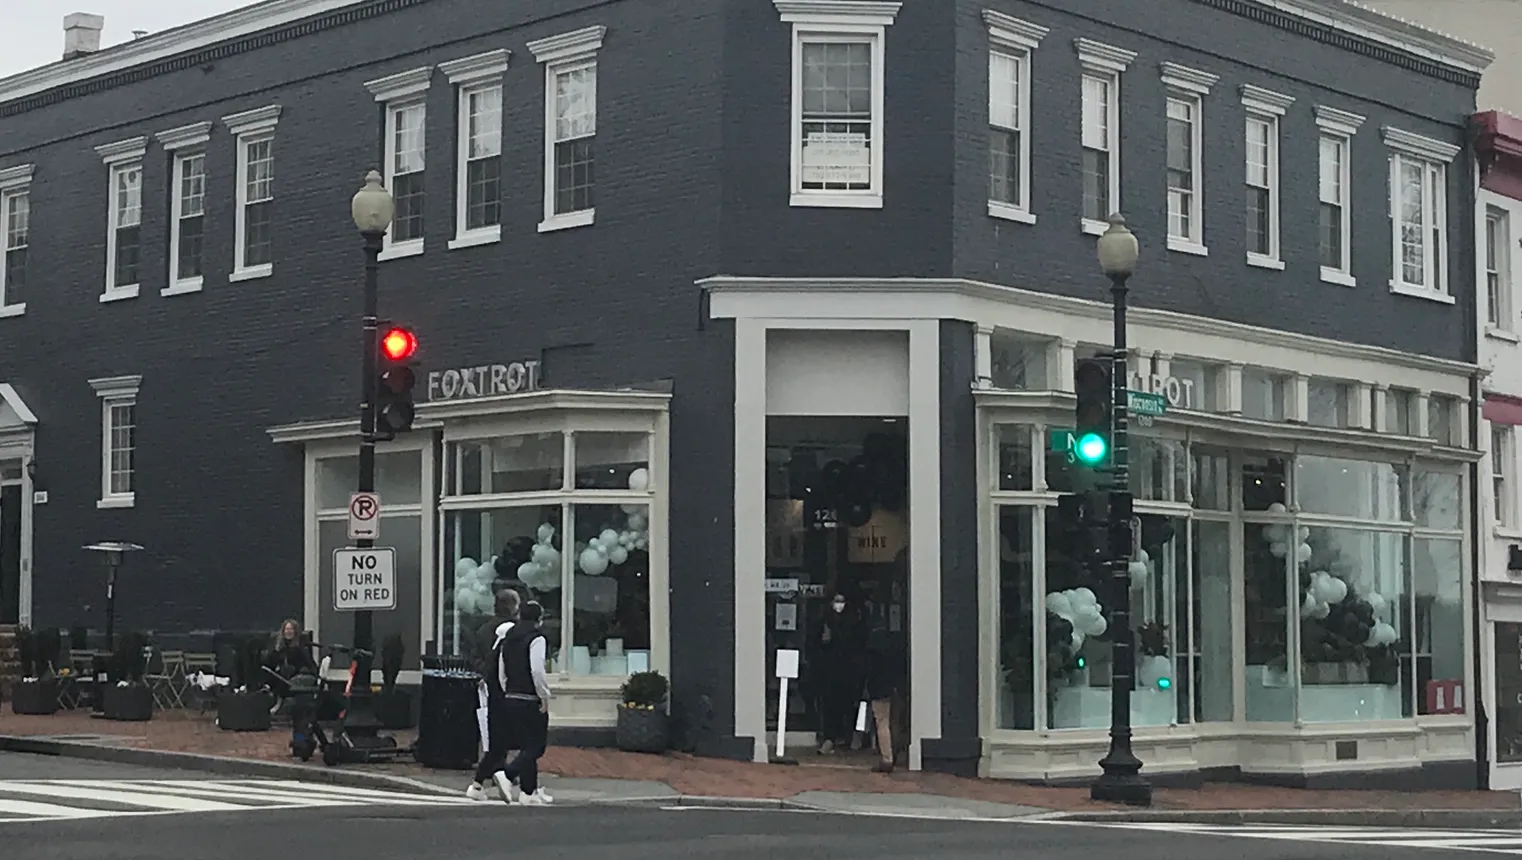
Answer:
[1485,393,1522,426]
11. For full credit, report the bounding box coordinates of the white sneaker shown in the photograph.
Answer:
[465,783,489,802]
[492,771,519,804]
[536,787,554,803]
[518,790,549,806]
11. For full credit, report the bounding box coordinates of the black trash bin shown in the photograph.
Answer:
[414,656,481,770]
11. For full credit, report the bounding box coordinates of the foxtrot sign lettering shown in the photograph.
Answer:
[427,361,542,402]
[1130,372,1196,410]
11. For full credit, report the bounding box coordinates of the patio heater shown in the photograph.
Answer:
[82,541,144,714]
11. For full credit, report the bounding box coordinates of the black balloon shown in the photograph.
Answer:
[1046,613,1074,648]
[821,460,847,502]
[843,502,873,528]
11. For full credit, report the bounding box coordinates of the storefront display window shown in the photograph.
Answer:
[450,431,564,494]
[1412,538,1463,715]
[990,330,1049,390]
[1307,380,1350,429]
[1131,436,1186,502]
[1294,455,1404,521]
[1191,446,1230,511]
[1191,520,1232,721]
[997,424,1033,491]
[996,507,1035,730]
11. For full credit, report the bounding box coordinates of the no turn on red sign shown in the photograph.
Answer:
[348,492,380,540]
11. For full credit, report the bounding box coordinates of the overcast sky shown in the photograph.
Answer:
[1,0,260,78]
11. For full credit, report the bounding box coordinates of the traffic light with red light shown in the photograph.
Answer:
[1072,358,1112,469]
[376,325,419,437]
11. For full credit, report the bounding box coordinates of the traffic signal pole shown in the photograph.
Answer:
[348,227,383,730]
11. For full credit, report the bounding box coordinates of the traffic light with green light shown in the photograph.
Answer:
[1072,358,1112,469]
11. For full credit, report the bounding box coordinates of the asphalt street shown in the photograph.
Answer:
[0,752,1517,858]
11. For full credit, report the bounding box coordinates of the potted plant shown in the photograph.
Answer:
[102,632,153,721]
[1135,621,1173,690]
[615,670,669,754]
[217,635,272,732]
[373,633,414,729]
[10,626,58,715]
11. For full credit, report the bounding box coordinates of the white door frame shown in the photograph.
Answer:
[0,443,36,629]
[1486,586,1522,790]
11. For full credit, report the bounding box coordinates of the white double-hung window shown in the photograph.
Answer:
[439,51,508,249]
[983,10,1046,224]
[1383,125,1460,302]
[364,66,434,258]
[90,374,141,509]
[1488,207,1513,333]
[94,137,147,302]
[775,0,901,210]
[155,121,213,295]
[1495,424,1514,527]
[222,105,281,281]
[1242,85,1293,270]
[1160,63,1217,255]
[1314,105,1365,286]
[1075,38,1136,234]
[0,163,32,317]
[527,28,604,231]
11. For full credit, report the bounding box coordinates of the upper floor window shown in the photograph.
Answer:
[1427,393,1460,446]
[1306,378,1350,429]
[1382,126,1460,303]
[1314,106,1365,287]
[1241,366,1289,421]
[89,374,141,509]
[222,105,281,281]
[0,163,31,318]
[1160,63,1216,255]
[1387,387,1416,435]
[1242,85,1293,270]
[529,27,605,230]
[156,121,212,296]
[984,11,1046,225]
[365,66,434,258]
[1076,39,1135,235]
[438,52,507,250]
[94,136,147,302]
[1488,207,1513,333]
[1494,424,1513,526]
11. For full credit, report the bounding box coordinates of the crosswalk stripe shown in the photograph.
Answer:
[44,780,352,807]
[0,797,120,820]
[0,782,247,812]
[243,779,465,804]
[1082,821,1522,854]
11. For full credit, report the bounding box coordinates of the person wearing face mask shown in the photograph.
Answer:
[812,588,863,755]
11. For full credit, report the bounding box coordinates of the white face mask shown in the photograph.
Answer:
[832,600,846,613]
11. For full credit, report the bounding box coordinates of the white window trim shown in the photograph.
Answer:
[0,163,34,318]
[1241,85,1292,271]
[1161,62,1216,256]
[364,66,434,261]
[529,27,605,231]
[90,374,141,509]
[1486,207,1514,338]
[155,121,213,296]
[1383,125,1459,305]
[1075,38,1136,236]
[1494,423,1514,527]
[222,105,281,282]
[776,1,901,211]
[983,10,1047,225]
[1313,105,1365,287]
[94,137,148,303]
[438,51,510,250]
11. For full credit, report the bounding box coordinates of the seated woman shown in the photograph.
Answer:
[263,619,317,705]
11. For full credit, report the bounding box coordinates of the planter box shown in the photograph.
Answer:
[374,689,415,729]
[218,691,273,732]
[102,684,154,721]
[11,679,59,715]
[616,704,669,754]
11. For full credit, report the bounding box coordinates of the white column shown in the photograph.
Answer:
[906,319,943,770]
[1415,392,1432,438]
[733,319,768,762]
[1222,363,1243,415]
[1290,373,1310,423]
[1350,384,1373,431]
[1372,385,1390,433]
[1456,394,1472,446]
[18,451,34,628]
[974,326,994,389]
[1053,339,1077,391]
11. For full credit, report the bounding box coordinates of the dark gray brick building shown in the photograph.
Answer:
[0,0,1494,784]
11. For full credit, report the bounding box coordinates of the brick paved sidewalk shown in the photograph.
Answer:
[0,709,1512,812]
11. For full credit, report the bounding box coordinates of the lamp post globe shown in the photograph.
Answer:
[351,169,395,236]
[1096,213,1139,278]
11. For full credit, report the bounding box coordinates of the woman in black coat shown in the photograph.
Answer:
[812,590,864,754]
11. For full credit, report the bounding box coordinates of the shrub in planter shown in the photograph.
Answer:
[615,670,670,754]
[102,632,153,721]
[10,626,59,715]
[218,635,272,732]
[374,633,414,729]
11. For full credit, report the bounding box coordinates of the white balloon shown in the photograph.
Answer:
[1085,615,1107,638]
[627,513,647,532]
[1128,561,1148,580]
[1300,591,1319,618]
[1311,601,1331,620]
[1072,587,1098,608]
[1324,576,1348,605]
[474,563,497,586]
[1137,548,1150,564]
[1371,621,1397,646]
[1070,630,1085,650]
[517,561,540,583]
[628,468,650,492]
[454,557,479,579]
[1297,525,1311,540]
[635,535,648,550]
[544,547,561,570]
[599,528,620,547]
[1295,542,1312,564]
[609,545,629,565]
[619,531,635,548]
[537,523,556,544]
[587,537,604,554]
[1367,592,1388,616]
[579,547,609,575]
[1267,502,1288,514]
[1269,541,1288,558]
[455,589,479,614]
[1045,592,1074,620]
[532,544,555,565]
[1262,524,1285,543]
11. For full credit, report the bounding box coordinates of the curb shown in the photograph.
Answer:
[1050,808,1522,828]
[0,735,457,798]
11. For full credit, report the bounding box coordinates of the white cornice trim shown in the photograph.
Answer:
[1314,104,1367,137]
[1074,38,1136,74]
[982,10,1047,51]
[526,26,607,66]
[155,120,213,151]
[438,50,510,84]
[1159,62,1218,95]
[0,164,34,191]
[773,0,902,27]
[1250,0,1492,74]
[698,276,1481,381]
[1382,125,1461,162]
[94,136,147,165]
[1241,84,1295,116]
[0,383,37,425]
[222,104,281,137]
[88,374,142,398]
[363,66,433,102]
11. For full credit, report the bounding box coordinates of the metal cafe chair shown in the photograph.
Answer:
[147,649,188,710]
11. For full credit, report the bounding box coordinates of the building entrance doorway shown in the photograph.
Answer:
[0,462,21,625]
[763,415,910,766]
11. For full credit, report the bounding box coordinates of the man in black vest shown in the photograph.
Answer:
[491,600,553,805]
[465,589,520,802]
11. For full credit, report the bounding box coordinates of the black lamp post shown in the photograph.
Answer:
[1090,214,1151,806]
[346,170,394,729]
[82,541,144,714]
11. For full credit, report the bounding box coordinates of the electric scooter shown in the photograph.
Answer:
[290,643,412,766]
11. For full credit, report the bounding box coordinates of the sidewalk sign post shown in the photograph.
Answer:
[772,649,800,765]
